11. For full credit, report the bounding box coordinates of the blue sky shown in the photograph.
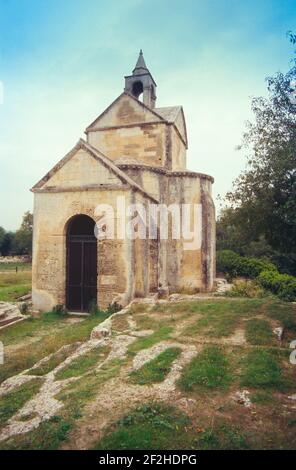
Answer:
[0,0,295,230]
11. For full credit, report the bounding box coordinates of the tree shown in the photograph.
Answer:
[0,227,5,255]
[13,211,33,255]
[1,232,14,256]
[222,64,296,258]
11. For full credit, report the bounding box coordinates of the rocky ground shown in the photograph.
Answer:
[0,295,295,450]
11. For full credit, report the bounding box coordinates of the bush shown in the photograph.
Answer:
[225,279,266,298]
[217,250,277,280]
[216,250,242,279]
[239,257,277,279]
[278,278,296,302]
[218,250,296,302]
[258,270,296,301]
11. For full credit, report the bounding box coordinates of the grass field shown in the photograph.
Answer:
[0,297,295,450]
[0,262,31,272]
[0,271,31,302]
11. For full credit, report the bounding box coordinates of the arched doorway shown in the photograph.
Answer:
[66,215,97,312]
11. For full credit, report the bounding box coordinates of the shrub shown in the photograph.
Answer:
[239,257,277,279]
[217,250,276,280]
[257,270,282,292]
[278,279,296,302]
[217,250,296,301]
[216,250,242,279]
[258,271,296,301]
[217,250,296,302]
[225,279,266,298]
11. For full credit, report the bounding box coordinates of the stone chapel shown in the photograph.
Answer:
[31,51,215,312]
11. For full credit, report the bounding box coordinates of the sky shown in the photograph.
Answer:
[0,0,295,230]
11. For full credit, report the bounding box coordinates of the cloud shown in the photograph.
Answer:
[0,0,295,229]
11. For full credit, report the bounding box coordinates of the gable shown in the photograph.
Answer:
[31,139,158,202]
[155,106,187,146]
[86,92,164,131]
[174,108,187,145]
[42,147,123,189]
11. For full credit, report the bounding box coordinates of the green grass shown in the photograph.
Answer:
[94,403,192,450]
[0,414,72,450]
[57,358,124,406]
[240,348,291,390]
[251,390,278,405]
[0,311,67,345]
[0,359,125,450]
[0,311,111,383]
[94,403,250,450]
[55,345,110,380]
[133,313,169,331]
[267,302,296,332]
[127,326,173,356]
[182,299,265,337]
[129,347,181,385]
[245,319,275,345]
[0,271,31,301]
[0,298,295,450]
[0,378,42,427]
[197,424,249,450]
[0,262,31,272]
[178,345,232,391]
[0,285,31,302]
[29,343,80,376]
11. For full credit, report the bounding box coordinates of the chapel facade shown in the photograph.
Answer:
[31,51,215,312]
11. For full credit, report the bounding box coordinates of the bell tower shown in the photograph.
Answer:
[124,50,157,108]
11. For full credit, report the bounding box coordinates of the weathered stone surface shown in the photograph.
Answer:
[0,299,199,443]
[91,324,112,340]
[215,278,233,294]
[31,55,215,313]
[233,390,252,408]
[273,327,284,341]
[0,302,25,329]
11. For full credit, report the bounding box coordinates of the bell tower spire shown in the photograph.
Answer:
[124,50,157,108]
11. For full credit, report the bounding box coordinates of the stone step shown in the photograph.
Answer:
[17,293,32,301]
[0,316,23,328]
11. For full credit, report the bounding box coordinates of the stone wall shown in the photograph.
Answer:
[116,164,215,294]
[32,188,133,311]
[88,123,167,168]
[32,92,215,312]
[86,94,187,171]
